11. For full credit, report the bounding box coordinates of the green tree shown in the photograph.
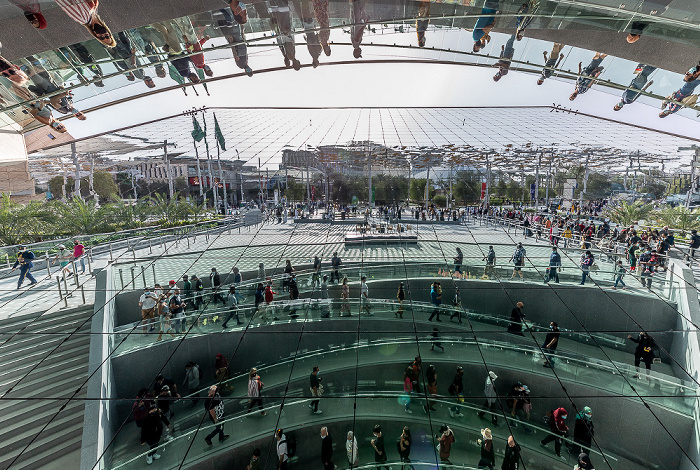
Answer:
[52,197,107,234]
[655,206,700,235]
[0,194,56,245]
[432,194,447,207]
[147,193,186,223]
[48,176,75,200]
[410,178,435,202]
[103,200,141,230]
[605,201,653,226]
[92,171,119,202]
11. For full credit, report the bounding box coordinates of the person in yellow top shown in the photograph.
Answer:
[563,226,573,248]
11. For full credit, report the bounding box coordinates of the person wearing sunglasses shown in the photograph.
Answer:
[54,0,116,48]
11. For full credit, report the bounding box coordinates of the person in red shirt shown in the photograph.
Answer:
[540,407,569,458]
[184,35,213,77]
[73,240,85,274]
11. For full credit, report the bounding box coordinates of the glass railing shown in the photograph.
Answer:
[109,338,644,469]
[110,300,697,411]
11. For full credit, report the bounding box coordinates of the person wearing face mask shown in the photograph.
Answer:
[569,406,594,456]
[575,452,595,469]
[540,406,569,459]
[371,425,390,470]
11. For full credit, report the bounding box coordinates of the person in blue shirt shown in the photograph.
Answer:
[12,245,37,289]
[472,2,498,53]
[493,35,516,82]
[614,64,655,111]
[660,64,700,117]
[545,246,561,283]
[569,52,607,101]
[428,282,442,322]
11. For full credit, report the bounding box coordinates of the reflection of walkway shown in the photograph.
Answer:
[110,339,663,470]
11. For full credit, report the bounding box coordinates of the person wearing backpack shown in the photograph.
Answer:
[509,243,525,280]
[12,245,37,289]
[276,428,290,470]
[540,407,569,459]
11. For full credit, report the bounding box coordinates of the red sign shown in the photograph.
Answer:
[481,182,487,200]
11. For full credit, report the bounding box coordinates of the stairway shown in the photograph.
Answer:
[0,306,93,470]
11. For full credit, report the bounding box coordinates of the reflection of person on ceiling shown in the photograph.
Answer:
[536,43,564,85]
[569,52,607,101]
[626,0,673,44]
[295,0,322,67]
[22,59,87,119]
[613,64,656,111]
[217,4,254,77]
[163,45,201,85]
[472,1,498,53]
[349,0,369,58]
[53,0,116,48]
[312,0,331,56]
[8,0,47,29]
[660,64,700,118]
[56,43,105,87]
[1,54,30,87]
[107,31,149,85]
[10,85,69,133]
[268,0,301,70]
[184,34,213,77]
[152,22,185,53]
[416,1,430,48]
[492,34,515,82]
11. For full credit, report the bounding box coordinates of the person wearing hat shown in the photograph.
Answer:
[52,244,74,277]
[12,244,37,289]
[570,406,594,455]
[477,428,495,468]
[437,424,455,463]
[478,371,499,426]
[501,435,522,470]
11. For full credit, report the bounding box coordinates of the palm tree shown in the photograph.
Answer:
[52,197,107,234]
[146,193,188,224]
[0,194,56,245]
[655,205,700,235]
[604,201,653,227]
[102,200,142,231]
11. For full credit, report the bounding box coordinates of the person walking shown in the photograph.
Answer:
[611,260,626,290]
[346,431,359,467]
[507,302,525,335]
[247,368,267,416]
[192,275,204,310]
[341,277,350,316]
[477,371,499,426]
[628,331,656,378]
[12,245,37,289]
[448,366,465,417]
[614,64,656,111]
[140,403,168,464]
[371,425,390,470]
[423,364,438,413]
[169,288,186,333]
[203,385,230,446]
[246,448,262,470]
[309,365,323,414]
[53,0,117,47]
[542,321,560,368]
[320,426,334,470]
[398,426,414,469]
[403,366,414,413]
[454,247,464,274]
[276,428,289,470]
[540,407,569,459]
[53,244,74,277]
[437,424,455,463]
[545,247,561,283]
[360,275,372,315]
[331,252,341,283]
[569,53,607,100]
[222,285,243,328]
[210,268,225,305]
[579,251,594,285]
[430,328,445,352]
[501,435,522,470]
[450,287,462,323]
[477,428,495,469]
[687,229,700,263]
[428,282,442,321]
[537,42,564,85]
[483,245,496,278]
[508,382,533,433]
[570,406,594,455]
[396,281,406,318]
[139,287,158,334]
[72,239,86,274]
[183,362,200,405]
[510,243,525,280]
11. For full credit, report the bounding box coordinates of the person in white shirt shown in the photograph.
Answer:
[346,431,359,466]
[275,428,289,470]
[139,288,158,333]
[247,368,267,416]
[360,275,372,315]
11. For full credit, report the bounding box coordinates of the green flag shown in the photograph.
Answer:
[168,63,185,85]
[214,113,226,151]
[192,116,205,142]
[195,67,209,95]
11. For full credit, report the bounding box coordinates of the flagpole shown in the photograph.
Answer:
[214,114,228,215]
[192,138,204,200]
[201,112,218,212]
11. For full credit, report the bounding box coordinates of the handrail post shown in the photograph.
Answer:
[141,266,147,287]
[87,250,92,275]
[119,268,124,289]
[6,253,10,269]
[72,259,79,285]
[109,243,113,261]
[46,253,51,277]
[130,266,136,287]
[152,263,157,285]
[62,270,69,299]
[81,284,86,304]
[57,276,68,307]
